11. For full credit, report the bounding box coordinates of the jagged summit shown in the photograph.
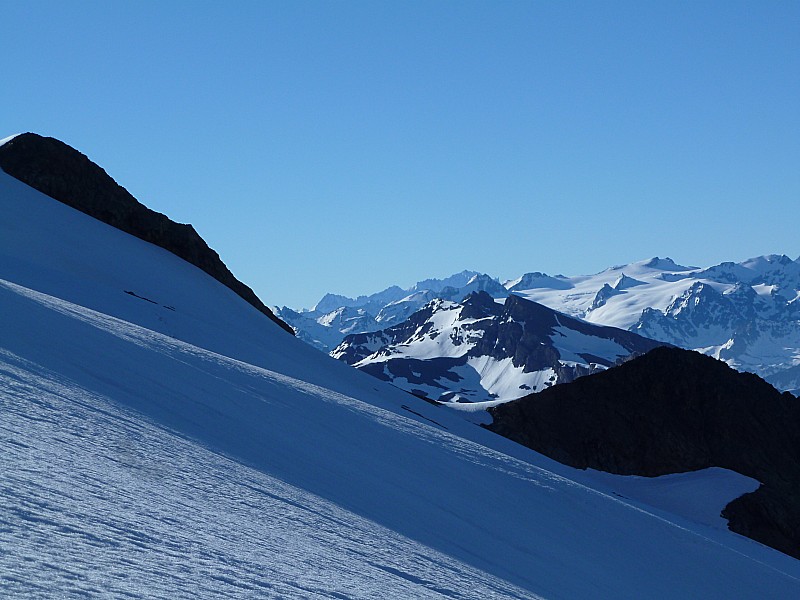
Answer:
[283,252,800,393]
[613,272,645,290]
[333,290,666,403]
[0,133,292,334]
[643,256,695,271]
[504,271,572,292]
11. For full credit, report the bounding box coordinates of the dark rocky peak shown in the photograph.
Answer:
[459,290,503,320]
[665,281,722,316]
[334,286,668,402]
[752,258,800,290]
[644,256,693,271]
[488,346,800,558]
[589,283,622,311]
[613,272,645,290]
[0,133,292,334]
[506,272,572,292]
[660,282,746,334]
[471,293,665,373]
[313,292,359,313]
[502,292,560,327]
[502,293,663,358]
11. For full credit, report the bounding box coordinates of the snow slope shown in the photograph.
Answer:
[3,169,800,597]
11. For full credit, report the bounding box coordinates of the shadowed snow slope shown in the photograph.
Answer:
[2,169,800,598]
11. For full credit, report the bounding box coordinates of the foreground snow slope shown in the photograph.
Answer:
[2,170,800,597]
[5,279,800,599]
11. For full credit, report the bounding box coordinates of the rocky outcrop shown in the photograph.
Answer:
[488,346,800,558]
[0,133,292,334]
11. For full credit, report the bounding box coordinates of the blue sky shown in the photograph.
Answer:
[2,1,798,308]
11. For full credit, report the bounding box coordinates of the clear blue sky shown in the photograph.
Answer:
[2,1,798,308]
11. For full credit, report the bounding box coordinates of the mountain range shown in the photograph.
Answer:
[277,271,507,352]
[3,133,800,597]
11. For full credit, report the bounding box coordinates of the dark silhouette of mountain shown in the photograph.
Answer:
[487,346,800,558]
[0,133,292,334]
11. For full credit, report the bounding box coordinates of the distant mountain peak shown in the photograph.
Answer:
[613,272,645,290]
[285,252,800,394]
[333,290,666,403]
[643,256,694,271]
[504,271,572,292]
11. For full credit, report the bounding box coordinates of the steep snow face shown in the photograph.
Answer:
[3,168,800,597]
[0,170,315,385]
[333,292,665,403]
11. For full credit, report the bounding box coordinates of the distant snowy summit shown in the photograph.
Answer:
[332,291,665,404]
[280,254,800,395]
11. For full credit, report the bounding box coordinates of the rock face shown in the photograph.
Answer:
[487,346,800,558]
[0,133,293,334]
